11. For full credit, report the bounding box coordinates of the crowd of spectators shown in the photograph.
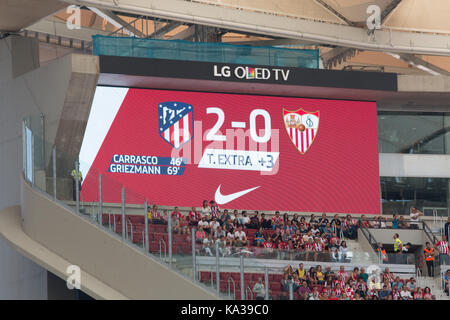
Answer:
[279,264,436,300]
[150,200,364,258]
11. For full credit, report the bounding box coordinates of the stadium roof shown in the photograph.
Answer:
[1,0,450,74]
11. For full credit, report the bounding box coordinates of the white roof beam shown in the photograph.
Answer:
[63,0,450,56]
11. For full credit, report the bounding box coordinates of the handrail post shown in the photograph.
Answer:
[264,266,269,300]
[240,254,245,300]
[98,174,102,225]
[121,187,125,240]
[75,160,80,214]
[144,201,149,252]
[52,147,56,200]
[168,211,172,267]
[215,241,220,296]
[192,228,197,282]
[289,282,294,300]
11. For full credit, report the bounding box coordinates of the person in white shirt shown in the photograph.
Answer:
[400,286,413,300]
[214,226,226,239]
[198,217,210,230]
[226,230,235,246]
[409,207,423,230]
[209,217,220,232]
[234,226,248,247]
[200,200,211,218]
[202,234,214,256]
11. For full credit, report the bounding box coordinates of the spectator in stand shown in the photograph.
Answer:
[309,214,318,226]
[398,215,409,229]
[316,265,325,285]
[409,207,424,230]
[359,267,368,284]
[214,226,226,239]
[218,209,230,225]
[171,206,182,219]
[198,216,210,234]
[284,220,296,237]
[248,211,260,229]
[343,215,358,239]
[209,200,220,219]
[377,242,389,263]
[262,235,274,249]
[328,291,339,300]
[304,238,314,261]
[195,226,207,244]
[445,217,450,239]
[309,287,320,300]
[271,211,283,230]
[282,213,289,224]
[380,216,387,229]
[223,218,235,234]
[312,237,323,261]
[202,234,214,256]
[379,284,391,300]
[444,269,449,296]
[297,263,306,281]
[392,214,399,229]
[414,287,423,300]
[424,242,435,277]
[392,276,403,290]
[423,287,433,300]
[260,213,271,229]
[188,207,200,226]
[230,210,238,222]
[392,285,401,300]
[318,213,329,232]
[339,240,349,262]
[393,233,403,254]
[323,223,333,238]
[360,215,372,228]
[252,277,266,300]
[280,273,290,292]
[179,216,191,236]
[351,267,359,282]
[209,217,220,233]
[298,281,311,300]
[337,266,349,287]
[171,215,181,234]
[331,214,342,237]
[225,227,235,246]
[253,227,265,247]
[150,204,163,224]
[382,267,395,284]
[200,200,211,218]
[435,235,450,265]
[406,277,417,293]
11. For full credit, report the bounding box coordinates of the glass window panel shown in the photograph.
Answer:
[378,112,448,154]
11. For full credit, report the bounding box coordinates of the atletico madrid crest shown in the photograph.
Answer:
[158,102,194,149]
[283,108,319,154]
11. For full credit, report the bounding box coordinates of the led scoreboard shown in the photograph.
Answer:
[81,87,381,214]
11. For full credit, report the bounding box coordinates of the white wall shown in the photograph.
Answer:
[0,36,73,299]
[379,153,450,178]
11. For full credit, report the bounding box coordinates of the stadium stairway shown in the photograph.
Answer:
[0,175,220,300]
[416,276,449,300]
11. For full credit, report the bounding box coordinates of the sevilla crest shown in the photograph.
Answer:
[283,108,319,154]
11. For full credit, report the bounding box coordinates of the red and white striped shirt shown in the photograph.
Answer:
[313,242,323,252]
[436,240,449,255]
[344,287,354,298]
[305,243,314,251]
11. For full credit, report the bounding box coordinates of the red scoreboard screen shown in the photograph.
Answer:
[81,87,380,214]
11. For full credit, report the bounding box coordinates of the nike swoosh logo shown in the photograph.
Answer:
[214,185,260,205]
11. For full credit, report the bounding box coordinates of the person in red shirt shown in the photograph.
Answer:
[328,291,339,300]
[271,211,283,230]
[188,207,200,226]
[171,206,182,219]
[435,235,450,266]
[337,266,349,286]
